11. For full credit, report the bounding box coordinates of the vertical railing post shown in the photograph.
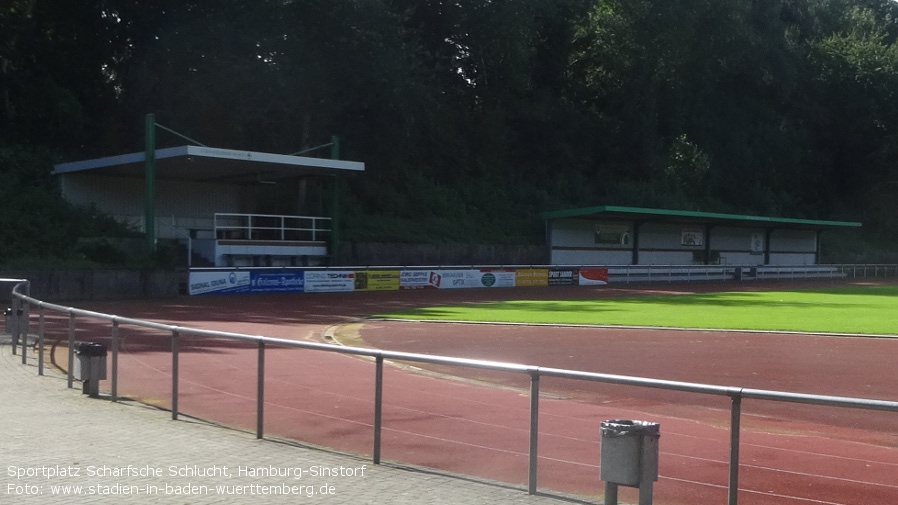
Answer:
[257,340,265,439]
[11,296,19,356]
[373,355,384,464]
[528,369,540,495]
[38,305,45,376]
[171,330,179,420]
[22,283,30,361]
[67,312,75,388]
[111,319,120,402]
[728,392,743,505]
[13,299,31,365]
[19,299,28,364]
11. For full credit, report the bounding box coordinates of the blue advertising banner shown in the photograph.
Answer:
[250,271,305,293]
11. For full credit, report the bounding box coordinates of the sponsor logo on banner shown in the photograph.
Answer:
[476,269,515,288]
[439,270,468,289]
[189,271,251,295]
[548,269,578,286]
[515,269,549,287]
[578,268,609,285]
[400,270,439,289]
[420,269,516,289]
[250,271,304,293]
[304,271,356,293]
[355,270,400,291]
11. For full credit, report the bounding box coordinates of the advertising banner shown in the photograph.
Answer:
[249,271,305,293]
[433,269,469,289]
[189,271,251,295]
[304,271,356,293]
[751,233,764,254]
[355,270,400,291]
[473,269,516,288]
[400,270,441,289]
[399,269,516,289]
[578,268,609,285]
[548,269,578,286]
[515,269,549,287]
[434,269,516,289]
[681,229,704,246]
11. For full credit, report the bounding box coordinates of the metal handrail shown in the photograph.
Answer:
[214,212,331,242]
[5,277,898,505]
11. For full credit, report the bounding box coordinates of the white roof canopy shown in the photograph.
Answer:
[53,145,364,183]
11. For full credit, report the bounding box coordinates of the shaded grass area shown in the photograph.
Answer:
[376,285,898,335]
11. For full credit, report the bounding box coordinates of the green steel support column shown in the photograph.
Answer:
[329,135,340,160]
[704,224,713,265]
[815,231,821,264]
[144,113,157,251]
[330,135,341,265]
[631,221,643,265]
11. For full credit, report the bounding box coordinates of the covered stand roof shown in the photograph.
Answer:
[543,205,861,230]
[53,145,364,183]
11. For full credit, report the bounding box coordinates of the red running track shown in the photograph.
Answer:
[35,285,898,505]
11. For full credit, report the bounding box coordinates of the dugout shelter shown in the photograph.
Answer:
[544,205,861,266]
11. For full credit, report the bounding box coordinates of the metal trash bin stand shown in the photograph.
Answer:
[74,342,108,397]
[5,307,25,351]
[600,419,660,505]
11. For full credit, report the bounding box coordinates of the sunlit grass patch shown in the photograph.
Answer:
[376,285,898,335]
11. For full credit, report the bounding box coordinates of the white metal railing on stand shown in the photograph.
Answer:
[4,277,898,505]
[213,213,331,242]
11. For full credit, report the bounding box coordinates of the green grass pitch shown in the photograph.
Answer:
[377,285,898,336]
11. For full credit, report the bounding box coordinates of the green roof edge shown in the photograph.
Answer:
[542,205,861,228]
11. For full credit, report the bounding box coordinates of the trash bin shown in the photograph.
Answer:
[5,307,23,347]
[600,419,660,505]
[734,267,743,281]
[74,342,107,397]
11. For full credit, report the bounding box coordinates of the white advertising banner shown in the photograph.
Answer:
[188,271,251,295]
[400,269,516,289]
[304,271,356,293]
[399,270,441,289]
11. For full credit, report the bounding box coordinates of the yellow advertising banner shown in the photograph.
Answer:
[355,270,400,291]
[515,268,549,287]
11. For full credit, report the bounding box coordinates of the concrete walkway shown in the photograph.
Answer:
[1,340,580,504]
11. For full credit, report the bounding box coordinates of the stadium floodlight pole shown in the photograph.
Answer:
[145,113,156,251]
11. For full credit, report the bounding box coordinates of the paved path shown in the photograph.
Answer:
[1,339,579,505]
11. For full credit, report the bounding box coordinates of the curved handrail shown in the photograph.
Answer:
[6,277,898,505]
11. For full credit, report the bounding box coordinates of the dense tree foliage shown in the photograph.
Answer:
[3,0,898,263]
